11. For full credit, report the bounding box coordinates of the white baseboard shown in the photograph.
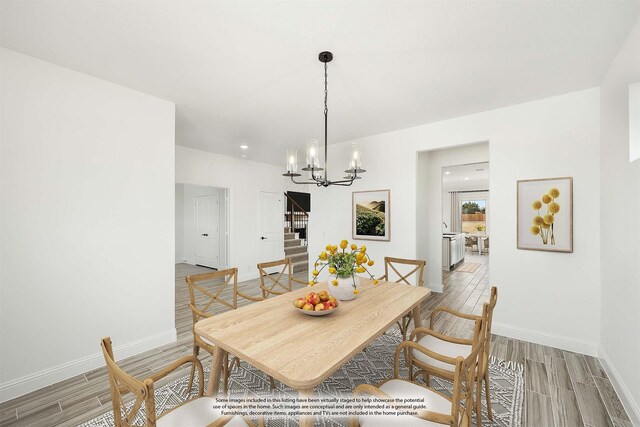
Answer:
[429,283,444,293]
[0,328,177,403]
[598,346,640,425]
[492,322,599,356]
[175,259,186,264]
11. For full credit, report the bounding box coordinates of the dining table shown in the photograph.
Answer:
[194,277,431,427]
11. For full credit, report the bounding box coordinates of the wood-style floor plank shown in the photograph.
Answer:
[550,386,584,427]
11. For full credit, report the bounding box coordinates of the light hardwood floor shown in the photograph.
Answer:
[0,255,631,426]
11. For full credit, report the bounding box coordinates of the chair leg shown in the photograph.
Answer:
[476,378,483,427]
[424,374,430,387]
[269,376,276,390]
[188,345,200,392]
[484,369,493,420]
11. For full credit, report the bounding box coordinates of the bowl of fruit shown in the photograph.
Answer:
[293,290,340,316]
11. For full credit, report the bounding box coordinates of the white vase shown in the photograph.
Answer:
[331,275,359,301]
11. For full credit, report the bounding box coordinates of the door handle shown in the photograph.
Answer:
[260,236,267,240]
[201,233,208,236]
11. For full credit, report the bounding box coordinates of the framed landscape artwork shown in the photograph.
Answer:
[352,189,390,241]
[517,177,573,253]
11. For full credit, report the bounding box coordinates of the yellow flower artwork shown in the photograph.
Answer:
[531,187,561,245]
[518,176,572,253]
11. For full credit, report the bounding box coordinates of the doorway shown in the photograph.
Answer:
[415,142,489,292]
[175,183,229,270]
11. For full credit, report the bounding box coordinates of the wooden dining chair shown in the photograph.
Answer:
[378,257,427,342]
[237,258,307,302]
[185,267,241,394]
[350,318,485,427]
[101,337,259,427]
[408,287,498,426]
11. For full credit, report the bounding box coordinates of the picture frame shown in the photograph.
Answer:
[352,189,390,241]
[517,177,573,253]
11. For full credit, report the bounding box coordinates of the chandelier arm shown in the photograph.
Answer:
[289,175,322,185]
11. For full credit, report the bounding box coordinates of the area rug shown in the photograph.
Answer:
[80,329,523,427]
[455,262,481,273]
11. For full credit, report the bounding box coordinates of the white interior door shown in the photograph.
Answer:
[195,194,220,269]
[258,192,284,272]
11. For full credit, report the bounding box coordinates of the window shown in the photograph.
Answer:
[461,199,486,233]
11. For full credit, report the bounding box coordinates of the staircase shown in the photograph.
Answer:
[284,228,309,274]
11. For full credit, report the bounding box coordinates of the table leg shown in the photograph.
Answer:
[412,304,424,340]
[298,388,314,427]
[206,345,226,396]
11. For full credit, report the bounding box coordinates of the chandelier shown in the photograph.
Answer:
[282,51,366,187]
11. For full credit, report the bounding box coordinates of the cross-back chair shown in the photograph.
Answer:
[237,258,307,302]
[350,318,485,427]
[378,257,427,342]
[101,337,258,427]
[186,267,241,394]
[408,287,498,427]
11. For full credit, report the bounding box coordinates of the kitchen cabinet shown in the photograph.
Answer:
[442,233,465,270]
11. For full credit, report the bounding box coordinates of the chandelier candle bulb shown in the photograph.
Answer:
[306,139,319,169]
[286,149,298,174]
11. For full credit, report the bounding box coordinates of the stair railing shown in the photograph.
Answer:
[284,192,309,246]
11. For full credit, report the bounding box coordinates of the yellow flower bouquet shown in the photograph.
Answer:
[309,240,378,299]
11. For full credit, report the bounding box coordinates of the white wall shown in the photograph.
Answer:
[416,144,489,290]
[175,184,185,262]
[599,17,640,423]
[309,88,601,355]
[0,49,176,401]
[176,146,296,281]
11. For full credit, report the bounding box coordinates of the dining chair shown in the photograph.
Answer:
[350,318,485,427]
[483,237,489,254]
[237,258,307,302]
[378,257,426,342]
[408,287,498,426]
[185,267,241,394]
[465,236,478,253]
[101,337,260,427]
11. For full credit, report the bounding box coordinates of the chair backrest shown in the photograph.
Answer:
[484,286,498,352]
[257,258,293,298]
[101,337,156,427]
[185,268,238,326]
[451,317,487,426]
[484,237,489,248]
[465,236,477,247]
[383,257,426,287]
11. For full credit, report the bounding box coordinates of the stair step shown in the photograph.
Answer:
[284,239,302,248]
[284,232,296,240]
[288,252,308,263]
[285,245,307,255]
[292,261,309,273]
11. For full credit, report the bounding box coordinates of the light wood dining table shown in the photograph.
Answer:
[194,278,431,427]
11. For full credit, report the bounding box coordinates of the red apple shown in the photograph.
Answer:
[323,301,335,310]
[328,296,338,306]
[302,302,314,311]
[314,303,325,312]
[293,298,306,309]
[306,292,320,305]
[318,290,330,302]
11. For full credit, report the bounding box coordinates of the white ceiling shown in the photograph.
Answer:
[2,1,639,166]
[443,162,489,191]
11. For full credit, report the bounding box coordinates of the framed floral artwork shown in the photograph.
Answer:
[517,177,573,252]
[352,190,390,241]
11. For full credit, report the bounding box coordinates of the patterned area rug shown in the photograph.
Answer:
[80,329,523,426]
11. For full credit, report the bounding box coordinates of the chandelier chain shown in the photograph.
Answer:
[324,62,328,116]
